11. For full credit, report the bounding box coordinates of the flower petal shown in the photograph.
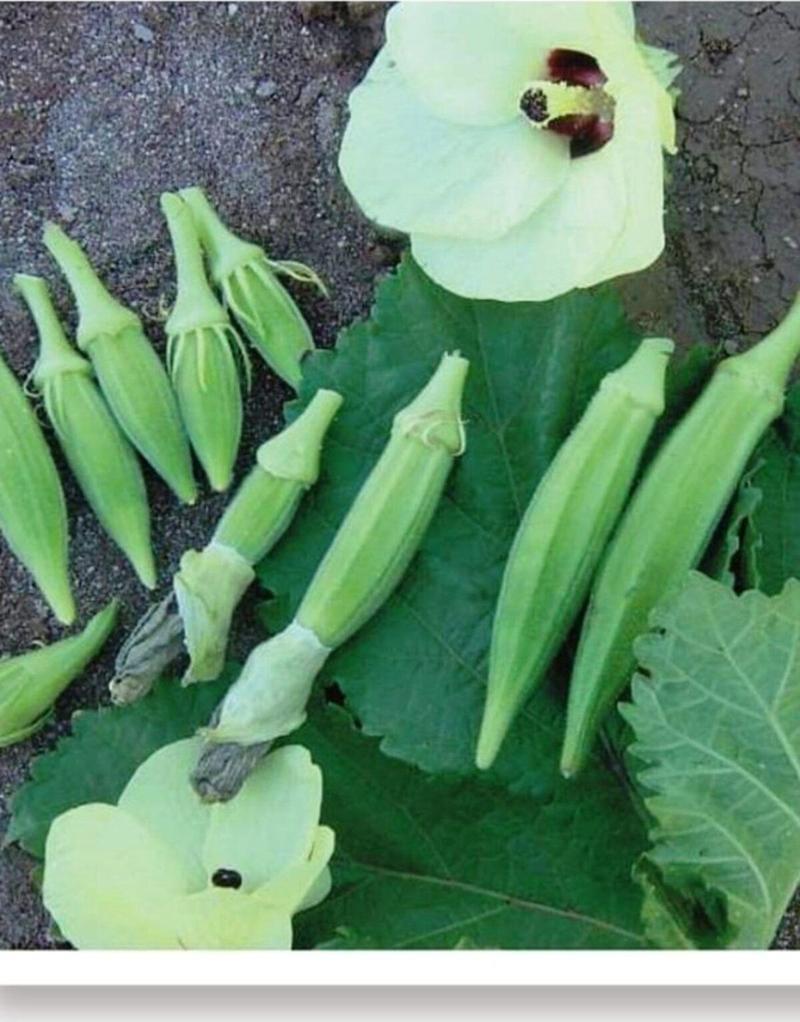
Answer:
[118,737,209,891]
[340,49,569,241]
[171,889,292,949]
[43,804,187,949]
[203,745,323,890]
[386,1,548,126]
[255,825,335,913]
[411,135,628,301]
[575,92,666,287]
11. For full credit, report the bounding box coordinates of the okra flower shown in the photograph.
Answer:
[43,738,334,949]
[339,2,680,301]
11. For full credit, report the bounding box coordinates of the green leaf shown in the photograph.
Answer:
[621,572,800,949]
[6,673,231,858]
[743,385,800,595]
[292,703,648,949]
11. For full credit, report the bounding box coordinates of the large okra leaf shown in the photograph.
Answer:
[259,254,708,796]
[292,703,647,949]
[621,572,800,949]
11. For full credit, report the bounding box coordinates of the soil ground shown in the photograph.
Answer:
[0,1,798,950]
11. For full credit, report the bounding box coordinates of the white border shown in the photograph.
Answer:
[1,950,799,986]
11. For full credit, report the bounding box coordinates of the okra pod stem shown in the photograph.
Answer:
[476,338,674,770]
[161,192,245,492]
[15,274,156,589]
[562,293,800,777]
[179,186,323,390]
[0,600,118,747]
[0,347,73,624]
[193,353,468,801]
[43,223,197,504]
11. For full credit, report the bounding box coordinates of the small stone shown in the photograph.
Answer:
[55,202,77,224]
[255,79,278,99]
[227,3,239,14]
[784,236,799,251]
[132,21,155,44]
[297,77,324,110]
[736,86,749,98]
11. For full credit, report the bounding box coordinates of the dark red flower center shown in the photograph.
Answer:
[520,49,615,158]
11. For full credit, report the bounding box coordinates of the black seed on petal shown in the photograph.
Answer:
[520,87,549,123]
[212,868,243,889]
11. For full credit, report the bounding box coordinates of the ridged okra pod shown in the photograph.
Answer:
[161,192,246,492]
[15,275,156,589]
[0,347,73,624]
[179,186,324,390]
[476,338,674,771]
[43,223,197,504]
[192,352,468,802]
[109,389,343,703]
[562,294,800,777]
[0,600,118,747]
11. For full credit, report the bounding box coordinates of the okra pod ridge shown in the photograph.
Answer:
[43,222,197,505]
[15,274,156,590]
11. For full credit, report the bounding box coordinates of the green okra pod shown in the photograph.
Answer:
[0,600,118,747]
[193,352,468,802]
[179,186,325,390]
[161,192,246,493]
[0,347,73,624]
[43,223,197,504]
[176,387,343,684]
[15,274,156,589]
[562,293,800,777]
[108,388,343,702]
[476,337,674,771]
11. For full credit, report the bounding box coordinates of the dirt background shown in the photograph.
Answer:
[0,1,798,950]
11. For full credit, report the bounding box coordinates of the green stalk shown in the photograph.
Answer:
[562,294,800,777]
[476,338,673,770]
[0,600,118,746]
[16,275,156,589]
[43,223,197,504]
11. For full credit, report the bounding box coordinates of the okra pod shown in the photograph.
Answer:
[108,388,343,701]
[15,274,156,589]
[0,347,73,624]
[562,293,800,777]
[0,600,118,747]
[43,223,197,504]
[179,186,324,390]
[476,338,673,770]
[161,192,246,492]
[193,352,468,801]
